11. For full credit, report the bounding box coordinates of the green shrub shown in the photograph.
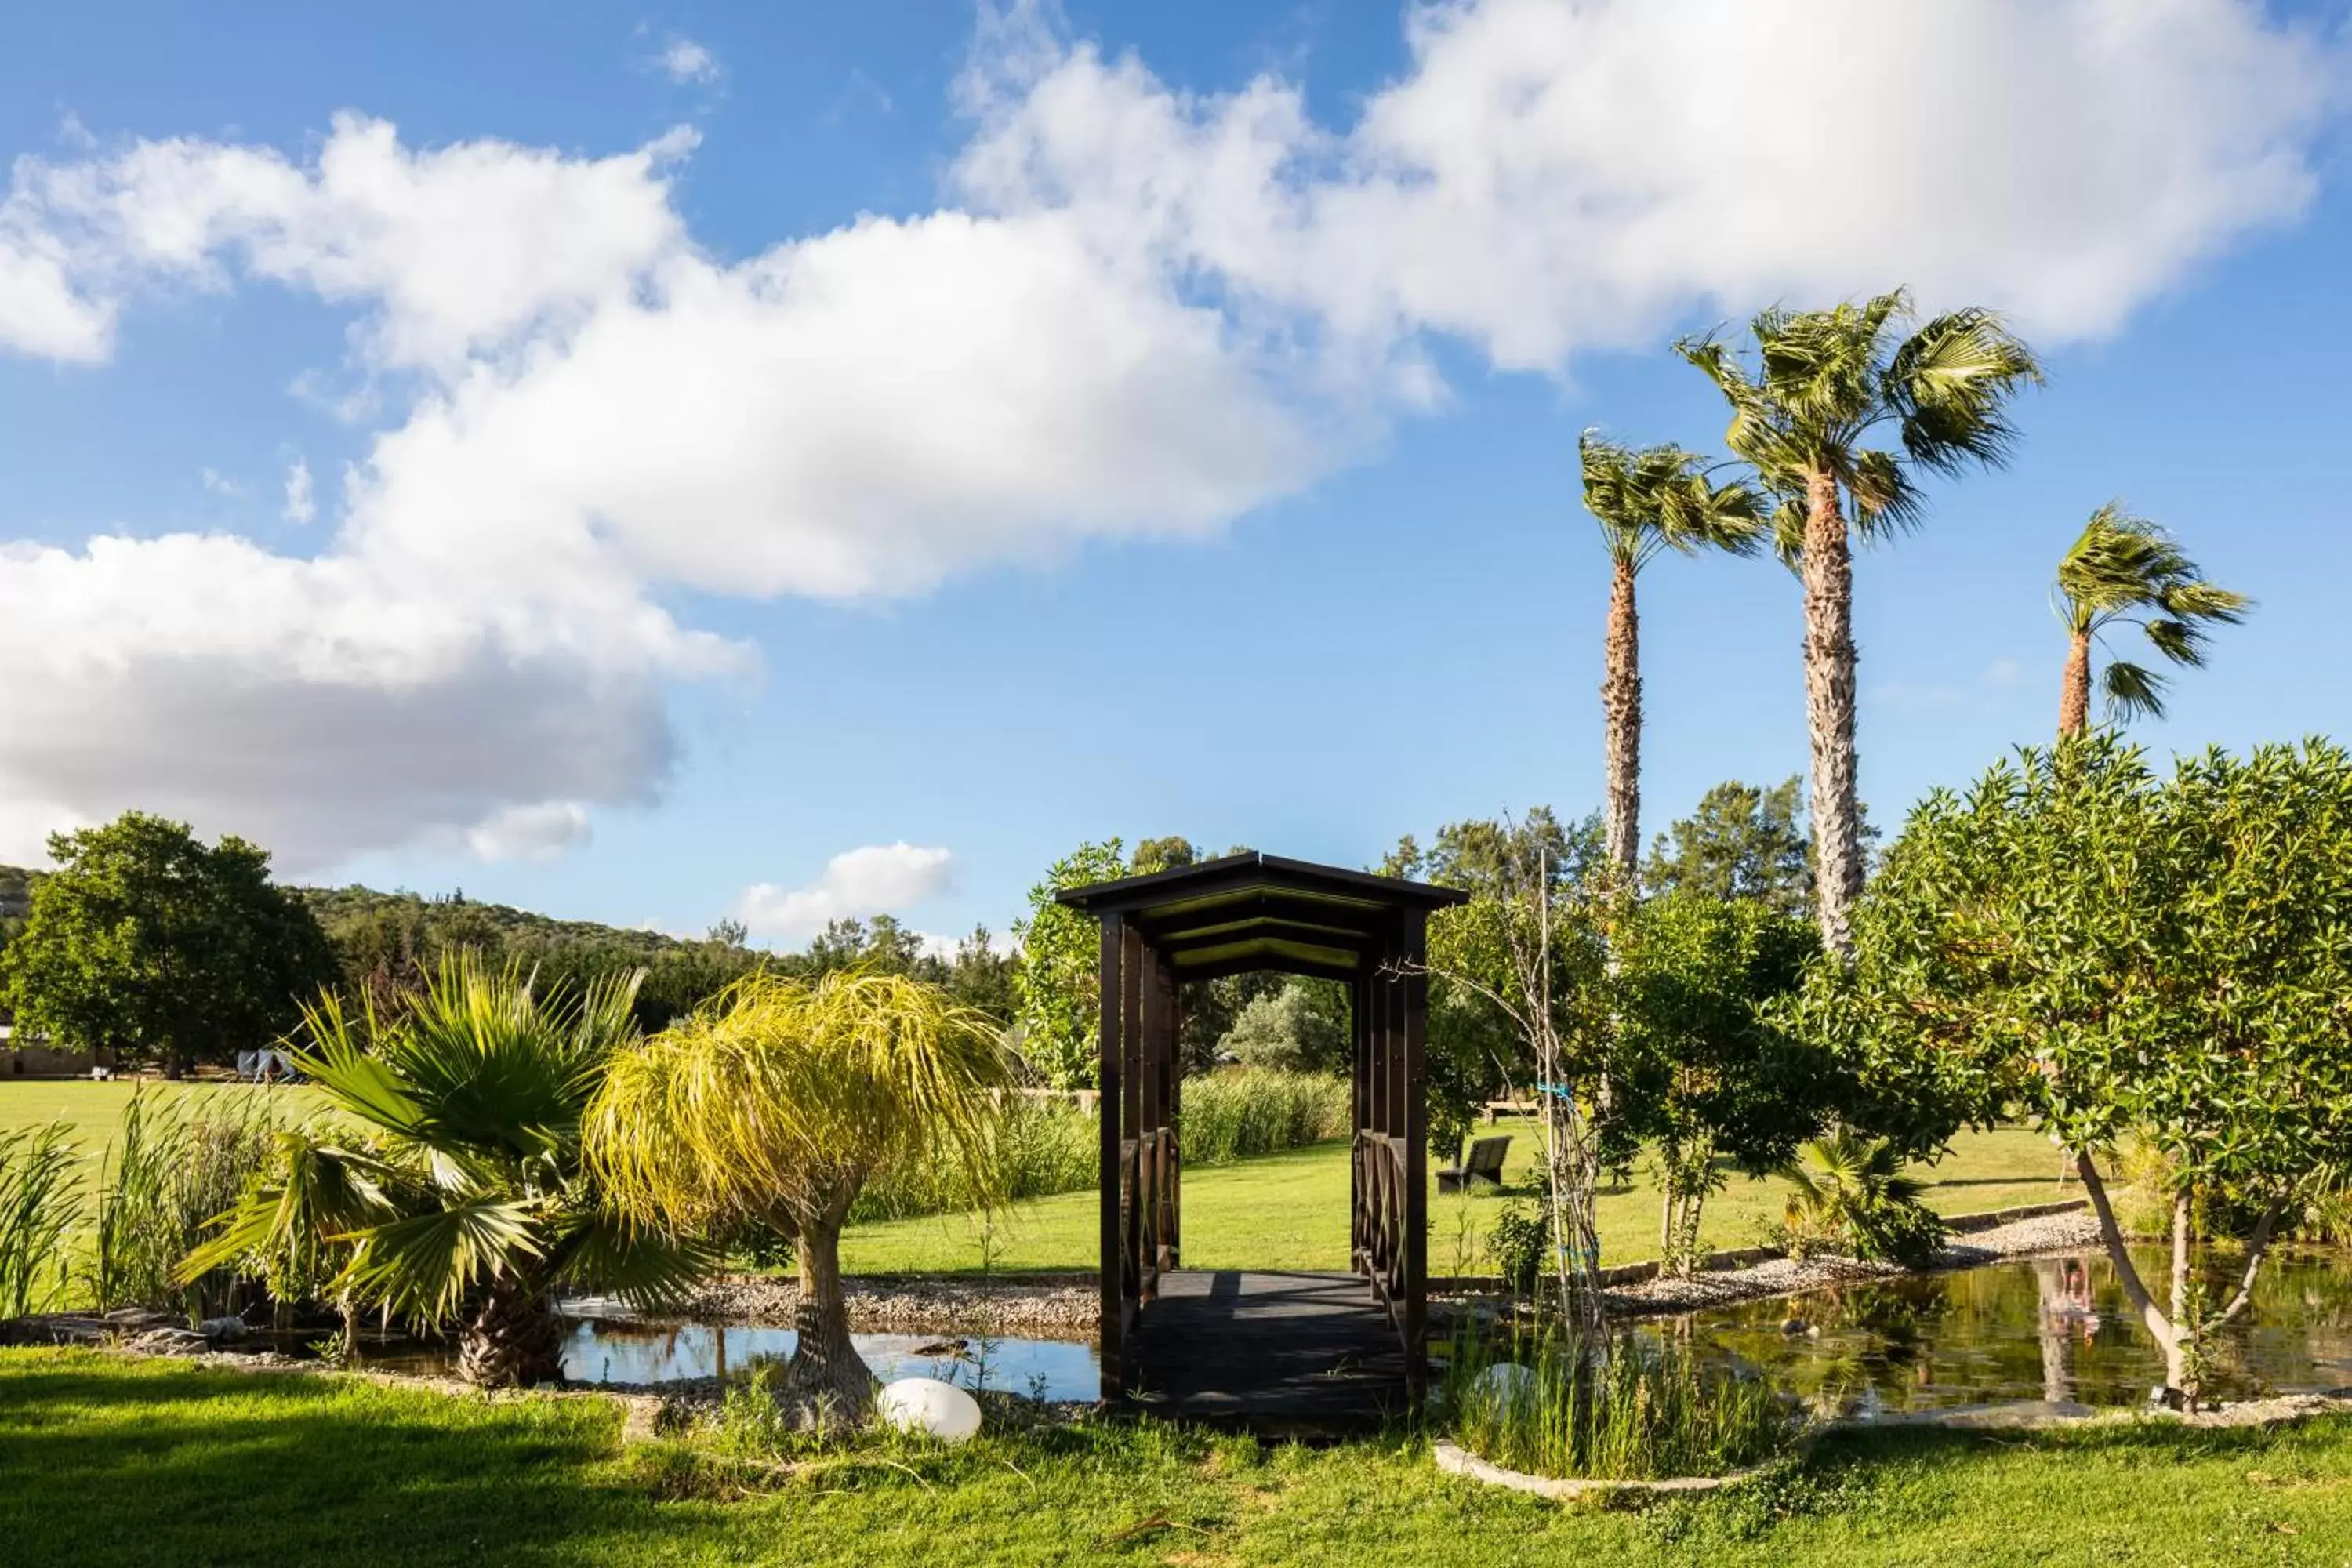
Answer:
[1178,1069,1348,1166]
[1487,1202,1549,1294]
[1776,1129,1947,1269]
[1444,1319,1794,1481]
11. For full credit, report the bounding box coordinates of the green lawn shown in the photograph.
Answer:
[0,1077,321,1164]
[2,1348,2347,1566]
[843,1123,2075,1276]
[2,1083,2074,1276]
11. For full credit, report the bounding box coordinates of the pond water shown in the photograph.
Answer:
[354,1247,2351,1415]
[367,1318,1104,1401]
[1682,1247,2352,1417]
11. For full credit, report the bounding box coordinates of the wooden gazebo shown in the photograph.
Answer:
[1054,851,1468,1422]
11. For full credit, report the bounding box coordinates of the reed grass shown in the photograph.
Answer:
[0,1123,77,1316]
[1177,1069,1348,1167]
[1444,1317,1794,1482]
[90,1092,282,1324]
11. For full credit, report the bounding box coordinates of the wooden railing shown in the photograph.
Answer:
[1352,1130,1409,1318]
[1118,1127,1180,1318]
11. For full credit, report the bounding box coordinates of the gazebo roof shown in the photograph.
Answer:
[1053,851,1468,983]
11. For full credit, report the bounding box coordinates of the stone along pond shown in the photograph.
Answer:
[361,1249,2352,1413]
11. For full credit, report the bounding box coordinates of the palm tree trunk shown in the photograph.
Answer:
[2058,630,2092,736]
[1800,469,1864,960]
[1601,558,1642,887]
[782,1192,876,1425]
[456,1281,563,1388]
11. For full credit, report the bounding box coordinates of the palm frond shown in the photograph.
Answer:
[586,968,1014,1235]
[543,1210,719,1316]
[2101,659,2169,721]
[177,1131,402,1286]
[1581,428,1763,570]
[1884,306,2042,475]
[340,1197,549,1325]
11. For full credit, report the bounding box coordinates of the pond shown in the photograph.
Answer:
[366,1318,1104,1401]
[1686,1246,2352,1417]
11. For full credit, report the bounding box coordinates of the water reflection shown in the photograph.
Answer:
[1690,1247,2352,1417]
[365,1319,1102,1399]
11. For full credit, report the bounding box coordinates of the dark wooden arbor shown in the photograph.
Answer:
[1055,852,1468,1421]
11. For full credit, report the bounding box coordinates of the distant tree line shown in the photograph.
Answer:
[0,812,1016,1074]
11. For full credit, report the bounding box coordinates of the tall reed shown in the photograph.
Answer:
[850,1093,1096,1224]
[0,1123,78,1317]
[1444,1319,1793,1481]
[1177,1069,1348,1167]
[92,1092,282,1324]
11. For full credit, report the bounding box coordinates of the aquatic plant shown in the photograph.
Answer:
[1443,1319,1793,1482]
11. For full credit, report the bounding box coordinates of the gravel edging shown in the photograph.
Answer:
[1603,1209,2107,1319]
[680,1275,1098,1338]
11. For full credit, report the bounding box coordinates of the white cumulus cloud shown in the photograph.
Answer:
[735,843,958,941]
[0,0,2334,869]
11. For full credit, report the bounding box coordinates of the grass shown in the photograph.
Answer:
[1,1083,2078,1276]
[843,1123,2076,1276]
[0,1079,320,1165]
[4,1347,2351,1566]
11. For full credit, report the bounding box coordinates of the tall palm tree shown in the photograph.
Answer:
[183,957,710,1386]
[1679,292,2042,958]
[2053,502,2249,735]
[1581,432,1764,884]
[587,969,1011,1421]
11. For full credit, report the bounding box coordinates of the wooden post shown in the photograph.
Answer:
[1122,923,1148,1304]
[1400,909,1430,1410]
[1349,969,1371,1277]
[1097,915,1124,1401]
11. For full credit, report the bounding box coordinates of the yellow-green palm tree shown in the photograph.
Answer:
[1581,431,1764,884]
[2054,502,2249,736]
[587,969,1011,1420]
[1680,292,2042,958]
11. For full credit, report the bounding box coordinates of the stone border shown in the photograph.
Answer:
[1432,1439,1770,1499]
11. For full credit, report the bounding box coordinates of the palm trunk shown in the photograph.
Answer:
[1800,469,1864,960]
[1601,558,1642,887]
[782,1191,875,1425]
[2058,630,2092,737]
[456,1280,563,1388]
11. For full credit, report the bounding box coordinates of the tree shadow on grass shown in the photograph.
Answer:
[0,1357,685,1568]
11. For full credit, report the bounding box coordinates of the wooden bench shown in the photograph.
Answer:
[1437,1134,1511,1195]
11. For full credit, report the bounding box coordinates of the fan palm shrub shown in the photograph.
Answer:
[183,956,709,1386]
[1680,292,2041,956]
[1778,1127,1946,1268]
[1580,432,1763,882]
[587,969,1011,1421]
[2053,502,2248,735]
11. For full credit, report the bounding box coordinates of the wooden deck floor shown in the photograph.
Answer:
[1123,1270,1417,1432]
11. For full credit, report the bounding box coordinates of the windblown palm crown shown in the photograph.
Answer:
[1679,290,2041,956]
[2053,502,2248,733]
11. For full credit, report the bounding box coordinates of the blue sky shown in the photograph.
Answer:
[2,1,2347,947]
